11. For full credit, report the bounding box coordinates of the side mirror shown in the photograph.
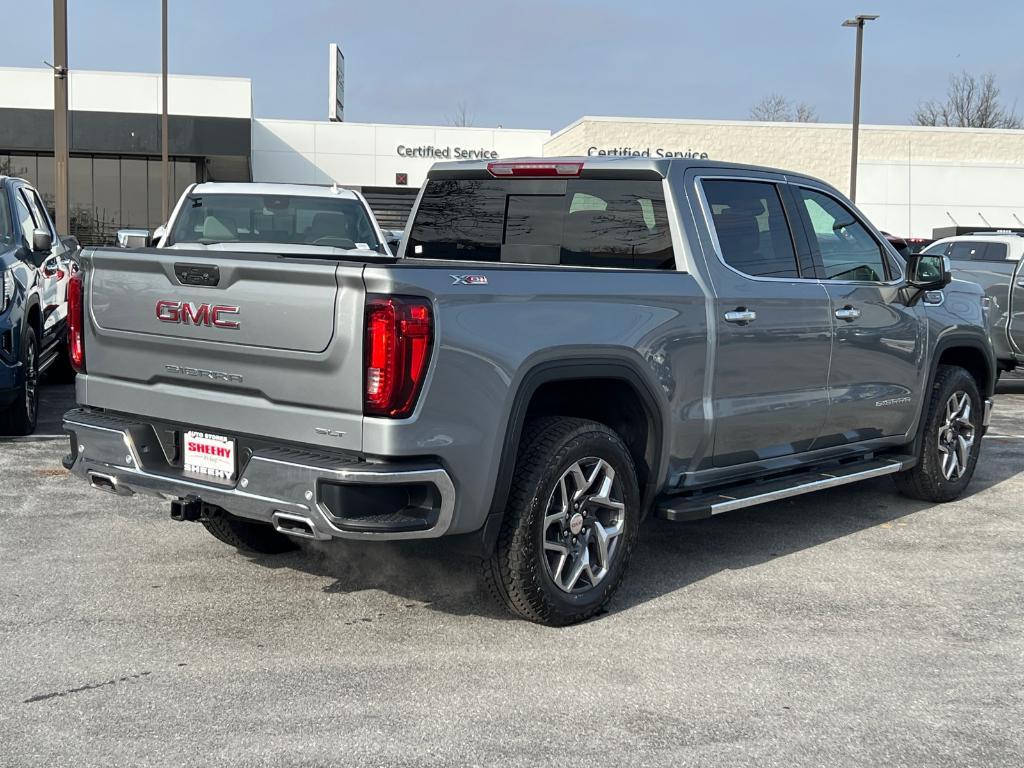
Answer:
[31,229,53,253]
[906,253,951,291]
[116,229,151,249]
[383,229,404,253]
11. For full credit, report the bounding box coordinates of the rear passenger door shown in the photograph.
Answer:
[790,184,923,445]
[696,174,833,467]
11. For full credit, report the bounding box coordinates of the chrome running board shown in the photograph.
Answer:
[657,456,912,522]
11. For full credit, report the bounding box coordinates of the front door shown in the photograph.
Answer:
[790,184,924,447]
[698,176,833,468]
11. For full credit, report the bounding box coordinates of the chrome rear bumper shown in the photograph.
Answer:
[63,409,455,541]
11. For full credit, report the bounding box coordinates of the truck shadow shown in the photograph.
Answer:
[246,435,1023,623]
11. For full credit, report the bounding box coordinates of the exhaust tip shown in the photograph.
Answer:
[88,471,121,494]
[272,512,327,540]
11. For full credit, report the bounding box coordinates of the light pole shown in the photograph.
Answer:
[842,13,878,203]
[52,0,69,234]
[161,0,170,221]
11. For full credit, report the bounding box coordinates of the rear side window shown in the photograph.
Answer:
[407,179,674,269]
[701,179,799,279]
[948,241,984,261]
[982,242,1009,261]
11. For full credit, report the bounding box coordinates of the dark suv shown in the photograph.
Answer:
[0,176,78,435]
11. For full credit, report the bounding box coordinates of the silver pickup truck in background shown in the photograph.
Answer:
[922,232,1024,372]
[63,157,995,625]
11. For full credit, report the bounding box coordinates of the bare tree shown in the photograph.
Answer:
[793,102,818,123]
[750,94,790,121]
[447,100,474,127]
[913,71,1022,129]
[750,94,819,123]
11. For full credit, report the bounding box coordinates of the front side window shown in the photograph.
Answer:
[0,190,13,248]
[167,193,381,252]
[407,178,674,269]
[23,189,54,238]
[14,190,36,248]
[797,187,888,282]
[922,241,951,257]
[702,179,799,279]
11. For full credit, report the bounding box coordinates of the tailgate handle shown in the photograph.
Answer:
[175,263,220,287]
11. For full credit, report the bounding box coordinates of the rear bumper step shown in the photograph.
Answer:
[656,456,913,522]
[63,408,455,541]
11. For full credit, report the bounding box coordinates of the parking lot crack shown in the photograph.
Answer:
[22,671,153,704]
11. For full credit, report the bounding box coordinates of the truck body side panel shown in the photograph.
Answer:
[361,264,708,534]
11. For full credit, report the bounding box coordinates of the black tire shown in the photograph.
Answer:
[895,364,983,502]
[484,417,641,626]
[202,511,299,555]
[0,326,40,436]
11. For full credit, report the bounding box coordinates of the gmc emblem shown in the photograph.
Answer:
[156,300,240,329]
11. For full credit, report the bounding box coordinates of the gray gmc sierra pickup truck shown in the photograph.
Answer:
[63,157,995,625]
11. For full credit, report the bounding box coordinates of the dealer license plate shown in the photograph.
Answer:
[183,430,237,484]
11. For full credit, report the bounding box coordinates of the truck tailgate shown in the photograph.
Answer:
[80,248,366,452]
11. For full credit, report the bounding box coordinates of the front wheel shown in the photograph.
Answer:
[484,417,640,626]
[0,326,40,436]
[895,364,983,502]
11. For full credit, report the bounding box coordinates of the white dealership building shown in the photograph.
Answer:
[3,65,1024,241]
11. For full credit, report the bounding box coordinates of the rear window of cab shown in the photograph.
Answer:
[406,178,674,270]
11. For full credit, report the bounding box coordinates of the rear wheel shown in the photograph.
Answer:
[0,326,40,436]
[895,364,983,502]
[202,511,298,554]
[484,417,640,626]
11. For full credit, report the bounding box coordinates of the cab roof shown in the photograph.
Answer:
[427,155,814,182]
[188,182,360,200]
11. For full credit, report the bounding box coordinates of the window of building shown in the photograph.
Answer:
[120,158,148,231]
[702,179,800,279]
[0,152,200,245]
[796,187,888,282]
[407,178,674,269]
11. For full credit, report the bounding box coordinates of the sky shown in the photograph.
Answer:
[4,0,1023,131]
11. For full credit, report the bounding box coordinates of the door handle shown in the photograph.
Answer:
[835,306,861,322]
[1017,279,1024,288]
[723,308,757,325]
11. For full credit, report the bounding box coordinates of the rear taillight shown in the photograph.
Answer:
[364,296,433,418]
[68,270,85,373]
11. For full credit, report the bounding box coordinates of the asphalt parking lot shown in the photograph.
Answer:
[1,381,1022,767]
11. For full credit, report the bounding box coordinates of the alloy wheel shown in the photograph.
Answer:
[24,341,38,424]
[542,457,626,594]
[937,391,975,481]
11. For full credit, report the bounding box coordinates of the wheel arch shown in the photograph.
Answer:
[474,356,669,554]
[906,334,996,460]
[932,335,996,399]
